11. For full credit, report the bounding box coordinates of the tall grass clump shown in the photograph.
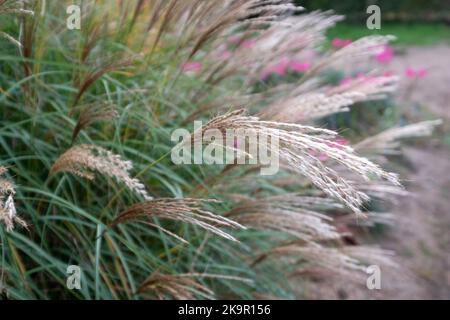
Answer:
[0,0,440,299]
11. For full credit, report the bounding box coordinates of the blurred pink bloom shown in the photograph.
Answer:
[219,50,232,60]
[405,68,416,78]
[227,35,240,44]
[288,60,310,73]
[241,39,256,49]
[340,73,369,85]
[339,76,353,86]
[313,137,348,162]
[356,73,367,80]
[339,73,393,86]
[331,38,352,49]
[272,58,289,75]
[213,44,232,60]
[260,57,289,80]
[227,36,256,49]
[260,58,311,80]
[259,71,270,80]
[317,153,328,161]
[180,62,201,73]
[405,67,427,78]
[331,38,341,48]
[303,50,316,60]
[216,43,227,51]
[335,137,348,147]
[374,45,394,64]
[417,68,427,77]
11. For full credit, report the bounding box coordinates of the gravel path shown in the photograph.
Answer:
[380,45,450,299]
[309,46,450,299]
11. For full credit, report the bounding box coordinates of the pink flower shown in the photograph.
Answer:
[312,137,348,162]
[335,137,348,147]
[260,58,311,80]
[259,70,271,81]
[405,68,416,78]
[340,73,392,86]
[331,38,352,49]
[216,43,227,52]
[317,153,328,162]
[356,73,368,80]
[416,68,427,77]
[339,76,353,86]
[241,39,256,49]
[227,36,256,49]
[331,38,341,48]
[340,73,368,85]
[288,60,310,73]
[212,44,232,61]
[405,67,427,78]
[227,35,240,44]
[180,62,201,73]
[219,50,232,60]
[374,45,394,64]
[272,57,289,75]
[260,57,289,80]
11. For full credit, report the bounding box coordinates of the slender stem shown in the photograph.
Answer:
[94,223,103,300]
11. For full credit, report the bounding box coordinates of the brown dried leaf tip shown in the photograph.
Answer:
[71,102,118,142]
[110,198,245,243]
[137,272,252,300]
[50,144,152,200]
[0,0,34,49]
[0,166,27,232]
[137,272,215,300]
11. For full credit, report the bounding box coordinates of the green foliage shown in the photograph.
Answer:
[0,1,415,300]
[298,0,450,23]
[0,2,294,300]
[325,22,450,47]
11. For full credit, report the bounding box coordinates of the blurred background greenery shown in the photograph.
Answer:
[298,0,450,23]
[298,0,450,46]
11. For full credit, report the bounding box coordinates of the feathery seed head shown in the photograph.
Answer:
[50,145,152,200]
[111,198,245,242]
